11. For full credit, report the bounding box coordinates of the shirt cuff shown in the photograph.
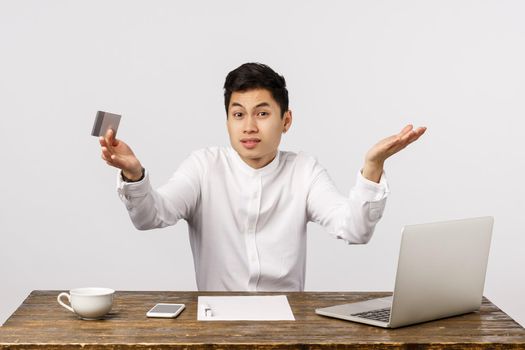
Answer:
[116,169,152,200]
[354,169,390,202]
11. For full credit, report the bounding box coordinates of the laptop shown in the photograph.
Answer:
[315,216,494,328]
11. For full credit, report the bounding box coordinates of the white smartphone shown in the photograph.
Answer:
[146,303,185,318]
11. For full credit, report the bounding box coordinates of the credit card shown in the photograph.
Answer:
[91,111,121,137]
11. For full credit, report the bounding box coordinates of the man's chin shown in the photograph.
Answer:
[232,144,255,155]
[238,150,261,159]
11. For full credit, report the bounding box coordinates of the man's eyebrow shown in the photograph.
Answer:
[230,102,244,108]
[230,102,271,109]
[255,102,271,108]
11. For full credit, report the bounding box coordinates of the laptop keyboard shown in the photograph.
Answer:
[351,307,391,323]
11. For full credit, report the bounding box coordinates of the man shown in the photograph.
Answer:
[99,62,426,291]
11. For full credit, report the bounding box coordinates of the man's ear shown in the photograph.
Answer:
[283,110,293,133]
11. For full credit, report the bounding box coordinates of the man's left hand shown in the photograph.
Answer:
[362,124,427,183]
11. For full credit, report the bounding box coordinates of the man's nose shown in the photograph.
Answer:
[243,116,258,133]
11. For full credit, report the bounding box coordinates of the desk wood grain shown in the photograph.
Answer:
[0,291,524,349]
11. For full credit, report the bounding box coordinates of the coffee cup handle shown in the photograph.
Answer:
[57,292,74,313]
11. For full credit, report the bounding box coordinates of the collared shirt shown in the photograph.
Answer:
[117,146,389,291]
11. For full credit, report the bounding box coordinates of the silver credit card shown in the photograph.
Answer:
[91,111,121,137]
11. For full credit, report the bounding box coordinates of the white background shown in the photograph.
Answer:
[1,0,523,327]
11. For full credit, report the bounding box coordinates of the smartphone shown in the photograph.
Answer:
[146,303,185,318]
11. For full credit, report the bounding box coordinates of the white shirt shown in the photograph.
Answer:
[117,146,389,291]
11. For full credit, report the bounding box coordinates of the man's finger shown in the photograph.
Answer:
[101,146,113,159]
[407,127,426,141]
[102,152,124,169]
[109,154,127,169]
[407,129,426,145]
[104,129,115,153]
[108,128,119,147]
[101,153,112,163]
[387,132,414,154]
[399,124,413,136]
[402,126,426,141]
[99,136,107,147]
[402,127,426,146]
[401,130,415,143]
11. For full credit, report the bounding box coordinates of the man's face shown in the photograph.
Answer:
[226,88,292,169]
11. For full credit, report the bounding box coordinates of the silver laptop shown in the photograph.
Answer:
[315,216,494,328]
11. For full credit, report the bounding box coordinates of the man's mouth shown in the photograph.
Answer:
[240,138,261,149]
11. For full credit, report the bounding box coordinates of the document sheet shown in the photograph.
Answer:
[197,295,295,321]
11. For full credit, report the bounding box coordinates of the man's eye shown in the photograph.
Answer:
[258,112,269,117]
[233,113,243,118]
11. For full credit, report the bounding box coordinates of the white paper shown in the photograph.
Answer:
[197,295,295,321]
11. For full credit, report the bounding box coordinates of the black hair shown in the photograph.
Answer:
[223,62,289,119]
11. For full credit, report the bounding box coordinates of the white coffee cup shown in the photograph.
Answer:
[57,287,115,320]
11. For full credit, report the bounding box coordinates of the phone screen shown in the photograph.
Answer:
[149,304,183,314]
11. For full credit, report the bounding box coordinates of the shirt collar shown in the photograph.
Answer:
[228,146,281,177]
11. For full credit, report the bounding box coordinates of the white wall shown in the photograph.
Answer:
[1,0,524,327]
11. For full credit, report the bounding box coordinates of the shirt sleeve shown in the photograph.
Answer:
[116,152,202,230]
[306,163,390,244]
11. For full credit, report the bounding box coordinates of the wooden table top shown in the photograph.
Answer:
[0,290,524,349]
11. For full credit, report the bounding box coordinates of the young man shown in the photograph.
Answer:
[99,62,426,291]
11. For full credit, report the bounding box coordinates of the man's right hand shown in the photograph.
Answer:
[99,129,143,181]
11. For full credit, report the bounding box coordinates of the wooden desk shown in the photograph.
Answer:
[1,291,524,349]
